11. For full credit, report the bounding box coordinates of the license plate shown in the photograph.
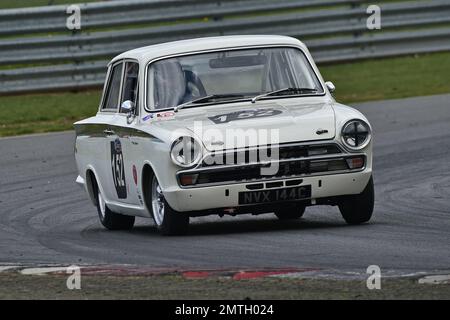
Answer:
[238,185,311,205]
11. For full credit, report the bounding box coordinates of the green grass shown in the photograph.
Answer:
[0,91,101,136]
[1,51,450,137]
[320,51,450,103]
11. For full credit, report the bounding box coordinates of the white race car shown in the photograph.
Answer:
[74,35,374,235]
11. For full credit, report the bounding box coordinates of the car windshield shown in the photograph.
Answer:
[147,47,324,110]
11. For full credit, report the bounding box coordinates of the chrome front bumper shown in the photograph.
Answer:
[164,168,372,212]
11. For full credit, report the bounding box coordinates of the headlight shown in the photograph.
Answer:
[170,136,203,168]
[341,119,371,150]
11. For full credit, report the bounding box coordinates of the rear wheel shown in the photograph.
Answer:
[274,203,306,220]
[151,175,189,235]
[338,176,374,224]
[96,186,135,230]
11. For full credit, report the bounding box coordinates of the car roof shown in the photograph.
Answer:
[110,35,306,65]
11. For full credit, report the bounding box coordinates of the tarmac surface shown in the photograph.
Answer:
[0,94,449,274]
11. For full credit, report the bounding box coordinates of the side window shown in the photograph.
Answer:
[102,62,123,111]
[120,62,139,113]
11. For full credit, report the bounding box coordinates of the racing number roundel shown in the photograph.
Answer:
[111,138,127,199]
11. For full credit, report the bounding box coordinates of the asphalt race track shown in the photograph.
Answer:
[0,94,449,273]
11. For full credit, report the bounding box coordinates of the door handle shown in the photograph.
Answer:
[103,129,115,136]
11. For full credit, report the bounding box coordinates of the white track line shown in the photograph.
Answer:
[418,275,450,284]
[20,267,70,276]
[0,266,20,272]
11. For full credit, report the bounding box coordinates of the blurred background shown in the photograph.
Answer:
[0,0,449,136]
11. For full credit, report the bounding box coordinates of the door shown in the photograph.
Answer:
[106,61,141,206]
[98,61,125,203]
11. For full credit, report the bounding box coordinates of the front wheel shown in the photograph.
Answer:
[151,175,189,235]
[96,188,135,230]
[338,176,374,224]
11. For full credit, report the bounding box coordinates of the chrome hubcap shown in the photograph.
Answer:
[98,189,106,218]
[151,176,165,226]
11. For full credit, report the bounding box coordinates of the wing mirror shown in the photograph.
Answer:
[325,81,336,93]
[121,100,135,112]
[121,100,136,123]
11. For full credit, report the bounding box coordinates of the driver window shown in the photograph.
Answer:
[102,62,123,111]
[120,62,139,113]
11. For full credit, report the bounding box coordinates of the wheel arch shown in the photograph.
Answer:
[141,160,178,215]
[85,167,101,207]
[141,162,156,216]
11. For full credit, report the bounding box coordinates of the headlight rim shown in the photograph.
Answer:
[340,119,371,151]
[170,135,203,168]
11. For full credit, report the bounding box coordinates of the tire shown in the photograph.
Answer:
[274,203,306,220]
[338,176,374,225]
[150,174,189,235]
[95,186,135,230]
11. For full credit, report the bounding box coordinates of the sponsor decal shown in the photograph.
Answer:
[132,164,144,205]
[137,193,144,206]
[132,165,138,185]
[208,108,282,124]
[142,114,153,121]
[111,138,127,199]
[156,111,175,119]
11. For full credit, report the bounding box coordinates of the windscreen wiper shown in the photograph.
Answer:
[174,94,245,112]
[251,87,318,103]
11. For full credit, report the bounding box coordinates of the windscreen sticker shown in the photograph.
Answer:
[208,108,282,124]
[111,138,127,199]
[142,111,175,122]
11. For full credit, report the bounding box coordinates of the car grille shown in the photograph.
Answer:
[201,143,342,167]
[177,142,365,188]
